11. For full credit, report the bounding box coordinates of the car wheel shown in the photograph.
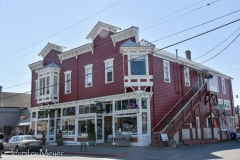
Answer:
[15,146,20,153]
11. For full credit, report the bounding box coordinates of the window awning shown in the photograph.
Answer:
[19,122,30,126]
[194,68,209,73]
[13,119,30,127]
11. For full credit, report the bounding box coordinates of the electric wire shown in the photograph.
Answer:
[1,18,239,100]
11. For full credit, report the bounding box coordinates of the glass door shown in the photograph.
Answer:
[96,117,104,143]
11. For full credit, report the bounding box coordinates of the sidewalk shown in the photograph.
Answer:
[42,141,240,159]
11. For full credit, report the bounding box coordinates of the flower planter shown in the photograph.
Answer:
[88,141,96,146]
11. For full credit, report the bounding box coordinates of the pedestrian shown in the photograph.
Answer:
[29,129,34,135]
[19,130,23,135]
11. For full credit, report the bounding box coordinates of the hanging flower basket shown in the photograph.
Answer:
[127,102,139,109]
[67,110,75,116]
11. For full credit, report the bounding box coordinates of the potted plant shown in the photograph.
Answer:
[168,134,177,148]
[87,121,96,146]
[57,130,63,146]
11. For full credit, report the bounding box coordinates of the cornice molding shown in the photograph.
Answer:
[38,43,65,58]
[58,43,93,63]
[111,27,139,47]
[86,21,121,41]
[28,61,44,71]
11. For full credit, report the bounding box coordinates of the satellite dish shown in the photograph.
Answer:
[216,104,225,110]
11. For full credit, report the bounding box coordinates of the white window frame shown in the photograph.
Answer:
[184,67,190,86]
[39,78,44,96]
[104,58,114,83]
[218,99,223,105]
[64,70,72,94]
[128,55,149,76]
[163,60,171,83]
[84,64,93,87]
[196,117,200,128]
[224,100,231,110]
[221,78,226,94]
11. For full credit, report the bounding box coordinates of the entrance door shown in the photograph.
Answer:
[104,116,112,142]
[96,117,104,143]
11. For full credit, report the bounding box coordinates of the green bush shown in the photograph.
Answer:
[87,121,96,141]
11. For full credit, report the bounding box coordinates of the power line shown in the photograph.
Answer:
[194,26,240,60]
[1,18,239,100]
[0,0,123,59]
[200,32,240,63]
[2,10,239,89]
[0,0,227,67]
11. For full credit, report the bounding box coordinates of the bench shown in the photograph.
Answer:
[115,135,131,147]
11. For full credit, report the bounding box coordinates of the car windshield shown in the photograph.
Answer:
[22,136,36,140]
[0,134,4,139]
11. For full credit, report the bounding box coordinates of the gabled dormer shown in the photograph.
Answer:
[35,63,61,104]
[120,39,155,91]
[86,21,121,41]
[38,43,66,58]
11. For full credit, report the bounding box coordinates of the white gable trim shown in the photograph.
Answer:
[58,43,93,63]
[28,61,44,71]
[111,27,139,47]
[38,43,65,58]
[86,21,121,41]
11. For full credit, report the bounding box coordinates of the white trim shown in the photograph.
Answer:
[128,55,149,76]
[84,64,93,87]
[184,67,190,86]
[38,43,65,58]
[209,74,219,92]
[218,99,223,105]
[111,27,139,46]
[224,100,231,110]
[64,70,72,94]
[163,60,171,83]
[29,61,44,71]
[104,58,114,83]
[221,78,226,94]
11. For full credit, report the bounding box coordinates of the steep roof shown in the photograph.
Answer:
[0,92,31,108]
[121,40,141,47]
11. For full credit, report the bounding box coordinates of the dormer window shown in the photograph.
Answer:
[104,58,114,83]
[130,55,146,75]
[84,64,93,87]
[64,71,72,94]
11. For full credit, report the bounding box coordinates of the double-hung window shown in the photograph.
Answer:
[53,76,58,94]
[184,67,190,86]
[84,64,93,87]
[64,71,72,94]
[45,76,50,94]
[209,74,219,92]
[163,60,170,82]
[218,99,223,105]
[39,78,44,95]
[130,55,146,75]
[104,58,114,83]
[35,80,38,99]
[224,100,230,110]
[221,78,226,94]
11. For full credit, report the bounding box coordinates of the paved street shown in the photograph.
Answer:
[1,141,240,159]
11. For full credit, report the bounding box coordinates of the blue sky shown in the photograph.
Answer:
[0,0,239,106]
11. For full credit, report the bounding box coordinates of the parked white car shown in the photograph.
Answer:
[0,133,5,143]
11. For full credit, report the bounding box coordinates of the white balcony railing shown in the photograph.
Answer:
[124,75,153,87]
[37,94,59,104]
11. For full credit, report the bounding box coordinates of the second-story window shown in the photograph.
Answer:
[45,76,50,94]
[39,78,44,95]
[224,100,230,110]
[84,64,93,87]
[163,60,170,83]
[64,71,72,94]
[184,67,190,86]
[130,55,146,75]
[104,58,114,83]
[221,78,226,94]
[53,76,58,94]
[209,74,219,92]
[35,80,38,99]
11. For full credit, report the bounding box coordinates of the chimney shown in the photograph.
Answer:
[185,50,191,60]
[0,86,2,107]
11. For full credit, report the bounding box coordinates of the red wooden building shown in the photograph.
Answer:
[28,22,235,146]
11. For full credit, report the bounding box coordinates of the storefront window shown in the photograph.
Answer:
[142,112,147,134]
[78,120,95,136]
[115,99,137,111]
[38,111,48,119]
[32,121,36,133]
[32,112,36,118]
[115,117,137,135]
[141,98,147,109]
[63,107,75,116]
[62,118,75,135]
[37,120,48,135]
[49,120,55,135]
[50,110,55,118]
[105,104,112,113]
[57,109,61,117]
